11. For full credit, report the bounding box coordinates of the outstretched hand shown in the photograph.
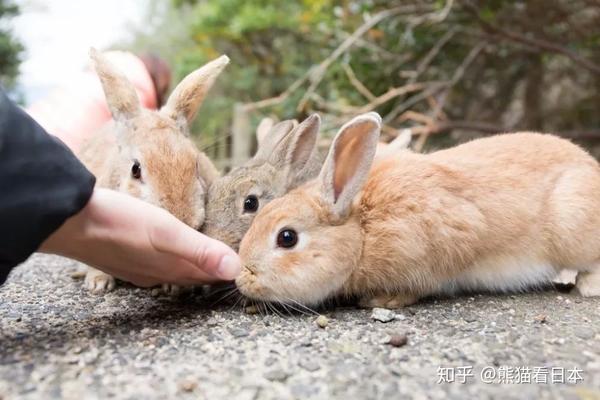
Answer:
[40,188,240,287]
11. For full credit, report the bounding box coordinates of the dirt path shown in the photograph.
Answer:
[0,254,598,399]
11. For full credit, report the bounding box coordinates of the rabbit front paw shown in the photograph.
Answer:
[576,270,600,297]
[359,292,419,309]
[84,268,116,294]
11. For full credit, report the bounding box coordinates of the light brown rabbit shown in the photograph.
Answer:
[202,114,322,251]
[78,49,227,293]
[236,112,600,308]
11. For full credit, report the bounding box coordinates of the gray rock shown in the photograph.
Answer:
[299,359,321,372]
[228,327,250,338]
[263,369,289,382]
[371,308,396,323]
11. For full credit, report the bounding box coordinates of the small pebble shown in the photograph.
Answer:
[264,369,289,382]
[534,314,547,324]
[386,334,408,347]
[228,327,249,338]
[315,315,329,328]
[264,356,277,367]
[371,308,396,323]
[178,378,197,392]
[299,359,321,372]
[150,288,161,297]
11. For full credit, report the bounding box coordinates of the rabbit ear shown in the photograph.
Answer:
[252,115,319,185]
[255,117,276,146]
[90,48,141,122]
[162,55,229,129]
[281,114,320,177]
[319,112,381,219]
[252,119,298,162]
[376,128,412,158]
[389,128,412,151]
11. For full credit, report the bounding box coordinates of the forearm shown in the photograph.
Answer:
[0,88,95,284]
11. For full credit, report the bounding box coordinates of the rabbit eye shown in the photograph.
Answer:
[131,160,142,180]
[277,229,298,249]
[243,195,259,213]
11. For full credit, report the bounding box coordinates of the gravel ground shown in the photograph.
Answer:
[1,254,599,399]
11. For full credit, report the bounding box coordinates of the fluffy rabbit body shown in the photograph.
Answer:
[237,113,600,308]
[78,49,226,293]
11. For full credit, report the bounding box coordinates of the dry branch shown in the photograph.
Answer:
[408,27,458,84]
[342,63,376,101]
[462,1,600,75]
[296,4,437,111]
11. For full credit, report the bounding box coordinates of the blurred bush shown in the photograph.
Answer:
[0,0,23,90]
[124,0,600,163]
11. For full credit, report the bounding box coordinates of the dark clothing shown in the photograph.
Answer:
[0,89,95,285]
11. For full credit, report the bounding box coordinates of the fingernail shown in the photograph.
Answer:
[217,255,241,280]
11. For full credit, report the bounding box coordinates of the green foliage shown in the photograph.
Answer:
[0,0,23,89]
[125,0,600,160]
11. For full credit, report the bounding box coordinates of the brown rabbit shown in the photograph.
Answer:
[202,114,322,251]
[78,49,227,293]
[236,112,600,308]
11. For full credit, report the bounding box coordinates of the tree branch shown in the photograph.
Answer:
[296,3,437,112]
[462,0,600,75]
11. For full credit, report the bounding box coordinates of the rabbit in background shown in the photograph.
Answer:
[236,112,600,308]
[77,49,227,293]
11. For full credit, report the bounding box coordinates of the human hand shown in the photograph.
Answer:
[40,188,240,287]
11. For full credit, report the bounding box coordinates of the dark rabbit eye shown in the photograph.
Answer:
[131,160,142,179]
[277,229,298,249]
[244,195,259,213]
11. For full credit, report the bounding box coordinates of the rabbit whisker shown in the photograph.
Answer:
[210,287,239,307]
[285,297,319,316]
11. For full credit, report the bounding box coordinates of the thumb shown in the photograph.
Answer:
[149,213,241,280]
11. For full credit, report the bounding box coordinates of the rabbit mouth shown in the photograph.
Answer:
[235,269,273,301]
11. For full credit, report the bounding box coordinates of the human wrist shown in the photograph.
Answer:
[39,189,101,259]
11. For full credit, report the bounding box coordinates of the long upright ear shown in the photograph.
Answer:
[252,119,298,162]
[255,117,275,146]
[377,128,412,158]
[389,128,412,151]
[162,55,229,128]
[319,112,381,219]
[281,114,320,176]
[90,48,141,122]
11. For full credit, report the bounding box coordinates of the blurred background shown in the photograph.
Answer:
[2,0,600,168]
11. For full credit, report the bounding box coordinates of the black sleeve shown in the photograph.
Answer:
[0,88,95,284]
